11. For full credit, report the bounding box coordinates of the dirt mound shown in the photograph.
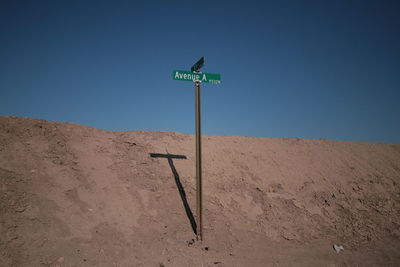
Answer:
[1,116,400,266]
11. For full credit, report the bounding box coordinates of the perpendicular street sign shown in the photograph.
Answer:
[173,70,221,84]
[191,56,205,72]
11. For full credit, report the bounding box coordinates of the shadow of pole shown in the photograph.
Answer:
[150,153,197,235]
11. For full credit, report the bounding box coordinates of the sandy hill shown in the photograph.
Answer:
[1,116,400,266]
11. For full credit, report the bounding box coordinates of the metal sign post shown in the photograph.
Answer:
[194,79,203,240]
[172,57,221,241]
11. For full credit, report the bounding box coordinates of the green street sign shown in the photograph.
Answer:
[173,70,221,84]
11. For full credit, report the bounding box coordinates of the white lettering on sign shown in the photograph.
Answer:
[202,74,207,81]
[174,71,202,82]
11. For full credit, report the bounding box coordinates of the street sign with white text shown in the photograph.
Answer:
[173,70,221,84]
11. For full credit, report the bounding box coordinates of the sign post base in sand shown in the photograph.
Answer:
[173,57,221,241]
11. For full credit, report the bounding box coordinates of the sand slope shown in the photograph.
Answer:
[1,116,400,266]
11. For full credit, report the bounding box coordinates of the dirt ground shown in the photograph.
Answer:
[1,116,400,266]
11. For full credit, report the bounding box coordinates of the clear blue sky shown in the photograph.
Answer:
[1,0,399,143]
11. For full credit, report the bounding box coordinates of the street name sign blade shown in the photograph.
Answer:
[191,56,205,72]
[173,70,221,84]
